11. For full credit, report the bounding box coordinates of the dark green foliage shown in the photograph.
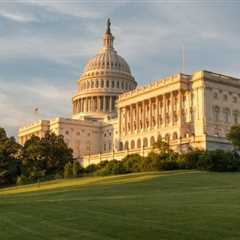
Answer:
[85,164,99,174]
[21,132,73,182]
[64,162,73,178]
[72,161,84,177]
[122,154,142,173]
[0,127,21,185]
[95,160,127,176]
[227,124,240,149]
[197,150,240,172]
[88,149,240,176]
[16,175,27,186]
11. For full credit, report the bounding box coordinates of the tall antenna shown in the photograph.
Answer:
[182,44,185,73]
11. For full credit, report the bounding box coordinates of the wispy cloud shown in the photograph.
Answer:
[0,11,36,22]
[26,0,126,18]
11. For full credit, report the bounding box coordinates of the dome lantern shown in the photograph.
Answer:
[103,18,114,50]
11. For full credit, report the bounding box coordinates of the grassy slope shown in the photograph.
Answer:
[0,170,240,240]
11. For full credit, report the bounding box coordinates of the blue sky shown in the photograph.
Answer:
[0,0,239,136]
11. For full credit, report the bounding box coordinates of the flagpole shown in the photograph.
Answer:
[182,44,185,73]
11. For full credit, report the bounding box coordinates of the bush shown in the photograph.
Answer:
[95,160,127,176]
[197,150,240,172]
[122,154,142,173]
[85,164,99,174]
[16,175,27,185]
[64,162,73,178]
[183,149,204,169]
[72,161,85,177]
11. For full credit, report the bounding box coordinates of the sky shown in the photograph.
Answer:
[0,0,239,137]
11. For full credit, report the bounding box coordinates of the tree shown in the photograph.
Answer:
[21,132,74,182]
[0,127,21,186]
[21,135,46,181]
[72,161,84,177]
[227,125,240,150]
[153,139,170,154]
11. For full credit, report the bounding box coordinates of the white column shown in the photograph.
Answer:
[109,96,112,112]
[171,92,174,126]
[163,94,166,127]
[130,104,133,132]
[143,101,145,130]
[103,96,106,112]
[156,96,159,127]
[98,97,101,112]
[150,99,152,128]
[136,103,139,131]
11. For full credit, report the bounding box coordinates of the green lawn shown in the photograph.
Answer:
[0,170,240,240]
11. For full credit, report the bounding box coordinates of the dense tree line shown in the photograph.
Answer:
[1,124,240,187]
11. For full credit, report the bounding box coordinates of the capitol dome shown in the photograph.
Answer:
[83,48,131,74]
[72,19,137,120]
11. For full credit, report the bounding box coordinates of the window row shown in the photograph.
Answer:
[118,133,180,150]
[212,106,239,124]
[79,79,133,91]
[213,92,238,103]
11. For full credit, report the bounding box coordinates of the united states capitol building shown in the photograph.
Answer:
[18,20,240,166]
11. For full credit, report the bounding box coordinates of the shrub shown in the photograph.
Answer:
[64,162,73,178]
[122,154,142,173]
[197,150,240,172]
[95,160,127,176]
[16,175,27,185]
[72,161,84,177]
[85,164,99,174]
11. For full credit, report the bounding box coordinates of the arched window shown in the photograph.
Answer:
[233,111,239,124]
[150,136,155,146]
[165,133,170,142]
[213,92,218,99]
[157,135,162,142]
[91,81,94,88]
[112,81,115,88]
[117,81,119,88]
[137,139,141,148]
[182,110,186,122]
[172,132,178,140]
[96,80,99,88]
[121,81,124,89]
[124,141,129,150]
[101,80,104,88]
[131,140,135,149]
[223,108,230,123]
[106,80,109,88]
[143,138,148,148]
[87,81,90,89]
[213,106,220,122]
[119,142,123,151]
